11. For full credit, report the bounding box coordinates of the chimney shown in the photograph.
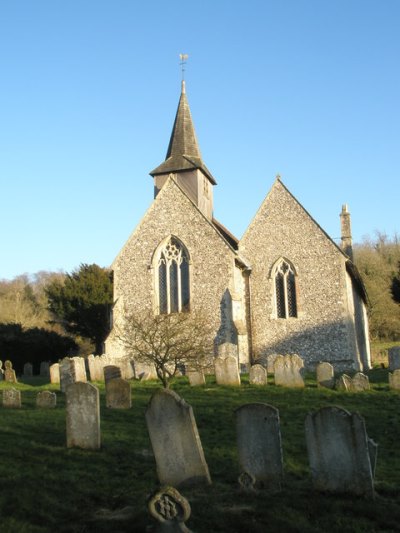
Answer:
[340,204,353,260]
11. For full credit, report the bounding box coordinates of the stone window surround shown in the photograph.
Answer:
[270,257,299,319]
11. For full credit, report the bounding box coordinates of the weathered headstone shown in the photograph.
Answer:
[50,363,60,384]
[215,355,241,386]
[2,388,21,408]
[36,390,57,409]
[103,365,122,384]
[273,354,304,388]
[316,362,335,389]
[352,372,370,392]
[335,373,352,391]
[66,382,100,449]
[388,346,400,371]
[4,360,17,383]
[40,361,50,377]
[119,356,135,380]
[23,362,33,377]
[145,388,211,487]
[60,357,76,392]
[249,364,267,386]
[305,406,377,497]
[187,369,206,386]
[106,377,131,409]
[72,356,87,382]
[389,369,400,390]
[148,486,191,533]
[266,353,280,374]
[235,403,283,492]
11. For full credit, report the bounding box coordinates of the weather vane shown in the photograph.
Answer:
[179,53,188,81]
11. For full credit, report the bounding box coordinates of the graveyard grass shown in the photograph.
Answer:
[0,370,399,532]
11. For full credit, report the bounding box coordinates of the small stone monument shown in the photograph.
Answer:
[249,364,267,386]
[273,354,304,388]
[71,356,87,382]
[352,372,370,391]
[103,365,122,384]
[335,373,352,391]
[388,369,400,390]
[36,390,57,409]
[235,403,283,492]
[106,377,131,409]
[145,389,211,488]
[66,382,100,449]
[316,362,335,389]
[50,363,60,384]
[187,369,206,386]
[60,357,76,392]
[148,486,191,533]
[215,355,241,386]
[305,406,377,498]
[388,346,400,371]
[4,360,17,383]
[3,388,22,408]
[23,362,33,377]
[40,361,50,377]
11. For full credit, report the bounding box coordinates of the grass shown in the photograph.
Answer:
[0,371,399,532]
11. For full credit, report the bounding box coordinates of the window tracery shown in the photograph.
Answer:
[156,237,190,314]
[273,259,297,318]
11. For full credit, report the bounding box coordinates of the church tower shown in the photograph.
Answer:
[150,81,216,220]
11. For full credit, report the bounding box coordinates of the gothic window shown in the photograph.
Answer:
[156,237,190,314]
[273,259,297,318]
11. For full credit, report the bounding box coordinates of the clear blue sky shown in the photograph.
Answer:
[1,0,399,280]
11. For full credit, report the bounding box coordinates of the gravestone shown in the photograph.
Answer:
[23,362,33,377]
[72,357,87,382]
[215,355,241,386]
[266,353,280,374]
[316,362,335,389]
[66,382,100,449]
[3,388,21,408]
[187,369,206,386]
[335,373,352,391]
[389,369,400,390]
[305,406,377,498]
[40,361,50,377]
[50,363,60,384]
[273,354,304,388]
[388,346,400,371]
[249,364,267,386]
[145,388,211,487]
[106,377,131,409]
[4,360,17,383]
[148,486,191,533]
[235,403,283,492]
[36,390,57,409]
[60,358,76,392]
[119,356,135,379]
[352,372,370,391]
[103,365,122,384]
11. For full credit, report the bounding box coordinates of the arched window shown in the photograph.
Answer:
[273,259,297,318]
[156,237,190,314]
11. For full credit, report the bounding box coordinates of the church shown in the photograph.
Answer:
[105,80,371,372]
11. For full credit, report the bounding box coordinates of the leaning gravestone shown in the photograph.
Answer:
[316,362,335,389]
[103,365,122,384]
[235,403,283,492]
[187,369,206,386]
[40,361,50,377]
[145,388,211,488]
[36,391,57,409]
[23,362,33,377]
[50,363,60,384]
[335,373,352,391]
[352,372,370,391]
[305,406,377,498]
[66,382,100,450]
[60,358,76,392]
[249,364,267,386]
[388,346,400,371]
[106,377,131,409]
[2,388,21,408]
[4,360,17,383]
[273,354,304,388]
[389,369,400,390]
[148,486,191,533]
[215,355,241,386]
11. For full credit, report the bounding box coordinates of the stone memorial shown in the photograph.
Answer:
[273,354,304,388]
[187,369,206,386]
[316,362,335,389]
[40,361,50,377]
[4,360,17,383]
[249,364,267,386]
[389,369,400,390]
[23,362,33,377]
[103,365,122,384]
[3,388,21,408]
[235,403,283,492]
[352,372,370,391]
[66,382,100,449]
[266,353,280,374]
[36,390,57,409]
[72,356,87,382]
[148,486,191,533]
[215,355,241,386]
[388,346,400,371]
[145,388,211,487]
[60,357,76,392]
[50,363,60,384]
[106,377,131,409]
[305,406,377,497]
[335,373,352,391]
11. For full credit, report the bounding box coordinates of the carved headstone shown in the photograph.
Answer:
[249,364,267,386]
[145,389,211,488]
[66,382,100,449]
[3,388,21,408]
[273,354,304,388]
[388,346,400,371]
[106,377,131,409]
[215,355,241,386]
[23,362,33,377]
[50,363,60,384]
[103,365,122,384]
[336,373,352,391]
[352,372,370,391]
[72,357,87,382]
[316,362,335,389]
[148,486,191,533]
[36,390,57,409]
[235,403,283,492]
[40,361,50,377]
[305,406,377,497]
[389,369,400,390]
[60,358,76,392]
[4,360,17,383]
[187,370,206,386]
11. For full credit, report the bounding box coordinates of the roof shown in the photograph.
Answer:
[150,81,217,185]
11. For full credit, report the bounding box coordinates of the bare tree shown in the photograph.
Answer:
[116,309,214,388]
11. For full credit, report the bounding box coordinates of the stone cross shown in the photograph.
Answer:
[148,485,191,532]
[273,354,304,388]
[66,382,100,450]
[145,389,211,488]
